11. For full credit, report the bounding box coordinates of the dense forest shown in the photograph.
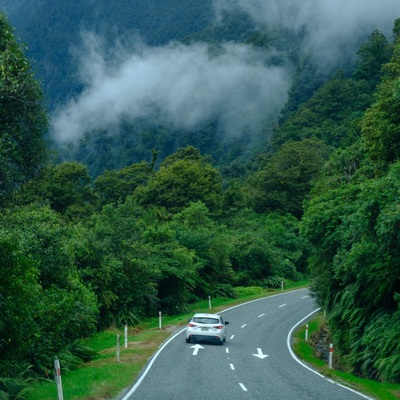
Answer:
[1,1,400,398]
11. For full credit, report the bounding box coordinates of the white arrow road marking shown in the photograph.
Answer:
[190,344,205,355]
[253,348,269,359]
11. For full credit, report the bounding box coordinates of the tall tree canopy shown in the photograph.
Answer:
[0,13,48,204]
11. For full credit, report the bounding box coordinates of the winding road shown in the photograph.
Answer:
[121,289,372,400]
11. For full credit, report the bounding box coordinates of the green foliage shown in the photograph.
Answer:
[247,139,330,217]
[170,201,234,296]
[14,162,98,221]
[227,210,307,285]
[135,146,223,213]
[362,36,400,169]
[0,238,41,369]
[0,365,32,400]
[303,159,400,382]
[94,161,152,206]
[0,205,98,377]
[2,4,400,390]
[0,13,48,204]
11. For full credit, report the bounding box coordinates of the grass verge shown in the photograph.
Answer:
[292,314,400,400]
[25,281,398,400]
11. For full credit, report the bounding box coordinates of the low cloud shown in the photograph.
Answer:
[52,35,291,144]
[52,0,399,144]
[214,0,399,68]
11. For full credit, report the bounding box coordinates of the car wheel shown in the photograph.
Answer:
[186,338,190,343]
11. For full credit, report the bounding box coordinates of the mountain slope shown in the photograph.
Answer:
[0,0,215,106]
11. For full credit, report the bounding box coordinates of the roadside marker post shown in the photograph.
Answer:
[329,343,333,369]
[305,324,309,342]
[124,324,128,348]
[281,281,284,291]
[116,334,120,362]
[54,357,64,400]
[208,295,212,309]
[159,311,162,330]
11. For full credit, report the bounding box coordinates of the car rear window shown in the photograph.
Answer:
[193,317,219,324]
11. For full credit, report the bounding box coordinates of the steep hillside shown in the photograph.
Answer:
[0,0,214,106]
[1,1,398,177]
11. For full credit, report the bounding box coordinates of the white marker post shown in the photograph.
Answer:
[281,281,284,291]
[329,343,333,369]
[305,324,309,342]
[208,295,212,309]
[116,334,120,362]
[159,311,162,330]
[54,357,64,400]
[124,324,128,348]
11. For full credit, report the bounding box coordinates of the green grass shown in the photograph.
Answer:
[30,280,398,400]
[292,314,400,400]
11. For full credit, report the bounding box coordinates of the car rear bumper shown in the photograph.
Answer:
[187,334,223,343]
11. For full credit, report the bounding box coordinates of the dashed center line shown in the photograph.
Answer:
[226,348,229,354]
[258,313,265,318]
[230,363,235,370]
[241,324,247,328]
[230,335,235,340]
[279,303,287,308]
[239,383,248,392]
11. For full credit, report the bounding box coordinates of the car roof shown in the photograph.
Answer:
[192,313,221,318]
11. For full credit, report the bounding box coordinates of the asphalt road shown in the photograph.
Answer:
[122,289,372,400]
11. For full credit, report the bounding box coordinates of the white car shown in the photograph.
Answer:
[186,313,229,345]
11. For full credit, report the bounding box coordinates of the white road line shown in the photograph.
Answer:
[226,348,229,354]
[279,303,287,308]
[241,324,247,328]
[258,313,265,317]
[302,295,309,298]
[121,288,309,399]
[239,383,248,391]
[230,363,235,370]
[287,308,374,400]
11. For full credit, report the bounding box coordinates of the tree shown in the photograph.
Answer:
[247,139,329,218]
[135,146,223,214]
[171,201,235,296]
[0,238,41,374]
[16,161,98,221]
[228,210,306,285]
[302,160,400,382]
[94,161,152,206]
[352,30,390,91]
[0,13,48,204]
[362,32,400,170]
[0,205,98,375]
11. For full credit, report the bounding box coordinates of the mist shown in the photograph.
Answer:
[52,0,400,144]
[52,35,291,144]
[214,0,400,68]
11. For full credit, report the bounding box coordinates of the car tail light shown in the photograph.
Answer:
[213,325,223,329]
[188,323,197,327]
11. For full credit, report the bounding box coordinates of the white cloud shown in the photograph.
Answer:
[52,0,400,144]
[214,0,400,67]
[52,37,291,143]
